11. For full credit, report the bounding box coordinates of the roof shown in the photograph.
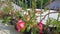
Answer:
[46,0,60,10]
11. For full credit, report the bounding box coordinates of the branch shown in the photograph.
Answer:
[41,11,60,21]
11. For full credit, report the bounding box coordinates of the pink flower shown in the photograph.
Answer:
[16,19,25,32]
[38,21,43,34]
[20,22,25,28]
[16,23,21,32]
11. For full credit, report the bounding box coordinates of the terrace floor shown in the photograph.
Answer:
[0,20,23,34]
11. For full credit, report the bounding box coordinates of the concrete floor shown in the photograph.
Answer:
[0,21,23,34]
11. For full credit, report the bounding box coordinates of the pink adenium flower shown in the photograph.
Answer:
[16,19,25,32]
[38,21,43,34]
[20,22,25,28]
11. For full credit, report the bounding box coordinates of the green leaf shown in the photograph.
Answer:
[20,28,25,33]
[3,6,10,13]
[27,26,31,32]
[44,7,48,11]
[2,16,11,23]
[32,27,37,34]
[55,27,60,32]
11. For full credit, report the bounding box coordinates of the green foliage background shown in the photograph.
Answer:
[12,0,49,8]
